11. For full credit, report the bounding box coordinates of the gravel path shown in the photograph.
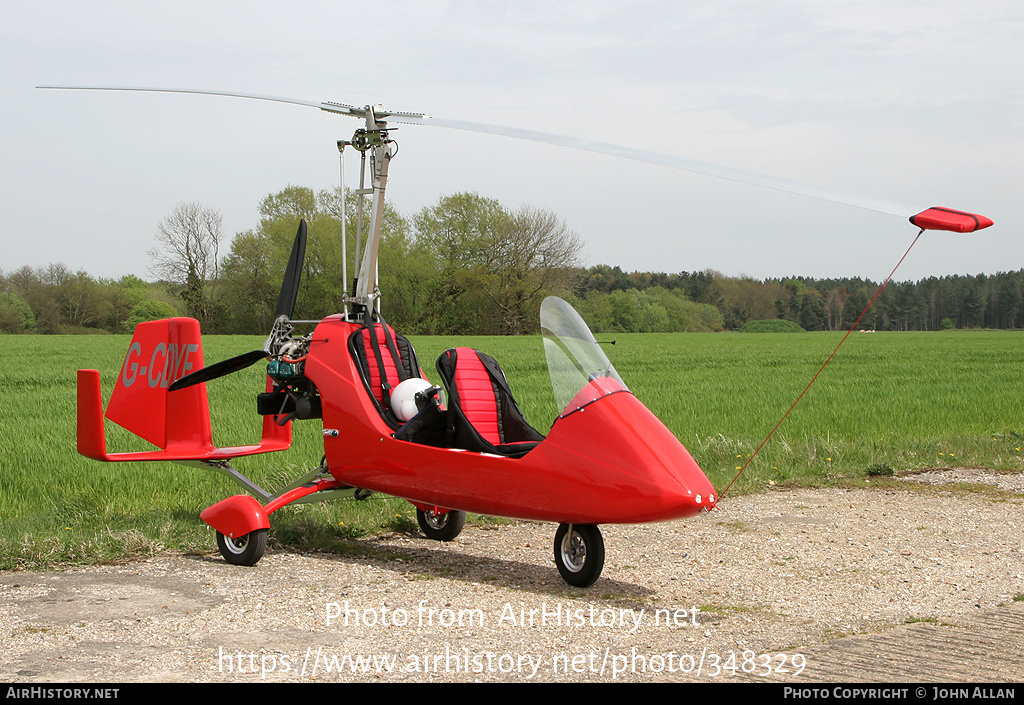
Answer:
[2,468,1022,683]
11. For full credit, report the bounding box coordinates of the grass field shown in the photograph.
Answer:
[1,329,1022,569]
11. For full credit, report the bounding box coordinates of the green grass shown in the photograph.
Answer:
[1,329,1022,569]
[606,330,1024,491]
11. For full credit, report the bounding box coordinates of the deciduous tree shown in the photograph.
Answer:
[149,202,223,327]
[414,193,583,334]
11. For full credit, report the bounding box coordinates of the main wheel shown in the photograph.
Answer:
[554,523,604,588]
[216,529,268,566]
[416,508,465,541]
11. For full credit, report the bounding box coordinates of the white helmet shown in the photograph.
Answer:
[390,377,435,422]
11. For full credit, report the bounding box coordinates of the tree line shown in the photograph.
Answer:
[2,186,1021,335]
[572,266,1024,333]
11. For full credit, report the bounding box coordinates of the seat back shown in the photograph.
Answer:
[349,312,421,428]
[435,347,544,456]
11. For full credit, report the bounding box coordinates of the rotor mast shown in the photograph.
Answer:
[335,103,411,315]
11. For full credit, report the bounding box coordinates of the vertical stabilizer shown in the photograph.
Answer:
[105,318,213,451]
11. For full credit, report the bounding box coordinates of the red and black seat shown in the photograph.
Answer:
[435,347,545,457]
[349,311,421,429]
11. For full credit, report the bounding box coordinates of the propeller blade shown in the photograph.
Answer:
[167,220,305,392]
[275,219,307,320]
[168,350,267,391]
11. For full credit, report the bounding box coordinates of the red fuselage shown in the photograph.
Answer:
[306,316,717,524]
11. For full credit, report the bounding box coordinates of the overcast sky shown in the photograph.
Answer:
[3,0,1021,284]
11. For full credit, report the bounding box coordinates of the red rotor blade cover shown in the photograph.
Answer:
[910,207,994,233]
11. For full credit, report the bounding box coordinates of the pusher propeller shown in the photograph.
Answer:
[275,218,307,320]
[167,350,268,391]
[168,219,307,391]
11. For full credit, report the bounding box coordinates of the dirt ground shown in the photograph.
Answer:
[2,467,1022,683]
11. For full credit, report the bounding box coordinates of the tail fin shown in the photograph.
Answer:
[106,317,213,451]
[78,317,291,462]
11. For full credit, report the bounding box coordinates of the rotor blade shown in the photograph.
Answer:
[275,219,307,320]
[909,207,994,233]
[40,85,989,223]
[397,115,918,218]
[40,84,328,110]
[35,85,426,120]
[168,350,268,391]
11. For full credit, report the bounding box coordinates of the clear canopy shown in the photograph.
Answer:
[540,296,628,417]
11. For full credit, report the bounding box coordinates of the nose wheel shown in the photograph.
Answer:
[554,523,604,587]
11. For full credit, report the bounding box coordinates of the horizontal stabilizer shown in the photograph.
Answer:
[910,207,994,233]
[77,317,292,462]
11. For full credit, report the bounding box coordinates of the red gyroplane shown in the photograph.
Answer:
[61,87,992,587]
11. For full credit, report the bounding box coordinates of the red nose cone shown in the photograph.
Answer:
[542,389,717,523]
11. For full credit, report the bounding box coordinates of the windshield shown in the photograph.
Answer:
[540,296,628,417]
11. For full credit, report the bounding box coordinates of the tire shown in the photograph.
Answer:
[554,523,604,588]
[416,508,465,541]
[216,529,268,566]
